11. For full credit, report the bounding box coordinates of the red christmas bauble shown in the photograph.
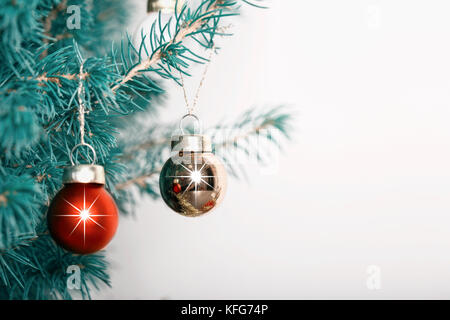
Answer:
[47,183,119,254]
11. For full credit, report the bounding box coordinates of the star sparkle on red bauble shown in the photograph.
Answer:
[47,183,118,254]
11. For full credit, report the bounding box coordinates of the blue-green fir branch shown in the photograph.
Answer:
[210,106,293,179]
[0,233,110,299]
[0,170,43,249]
[0,0,275,299]
[113,106,293,208]
[110,0,251,92]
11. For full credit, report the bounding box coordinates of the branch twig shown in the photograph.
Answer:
[41,0,68,59]
[0,231,49,254]
[115,122,273,190]
[35,72,89,87]
[115,169,161,190]
[111,3,222,92]
[216,121,275,149]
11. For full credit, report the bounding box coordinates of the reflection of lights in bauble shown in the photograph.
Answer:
[159,134,227,217]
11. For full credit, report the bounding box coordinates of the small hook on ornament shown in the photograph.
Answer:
[179,113,202,135]
[70,143,97,166]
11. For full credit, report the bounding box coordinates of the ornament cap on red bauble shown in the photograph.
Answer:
[47,164,119,255]
[62,164,106,184]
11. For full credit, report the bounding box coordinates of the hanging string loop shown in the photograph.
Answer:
[70,60,97,165]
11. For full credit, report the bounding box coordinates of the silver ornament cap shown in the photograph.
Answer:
[171,134,212,153]
[147,0,183,13]
[62,164,106,185]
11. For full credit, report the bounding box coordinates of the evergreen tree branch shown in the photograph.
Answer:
[115,169,161,191]
[111,0,234,92]
[41,0,69,58]
[113,106,293,192]
[0,0,273,299]
[0,232,110,299]
[34,71,89,86]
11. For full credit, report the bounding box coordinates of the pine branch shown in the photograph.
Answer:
[0,171,43,249]
[210,106,293,179]
[113,106,293,192]
[118,137,170,159]
[0,0,269,299]
[34,71,89,86]
[115,169,160,191]
[111,0,235,92]
[0,232,48,254]
[0,232,110,299]
[41,0,68,58]
[43,0,68,37]
[215,121,276,149]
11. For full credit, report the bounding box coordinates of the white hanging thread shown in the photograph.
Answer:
[77,61,86,145]
[70,60,97,165]
[179,24,232,115]
[179,46,215,115]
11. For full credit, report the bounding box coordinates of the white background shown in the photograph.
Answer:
[94,0,450,299]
